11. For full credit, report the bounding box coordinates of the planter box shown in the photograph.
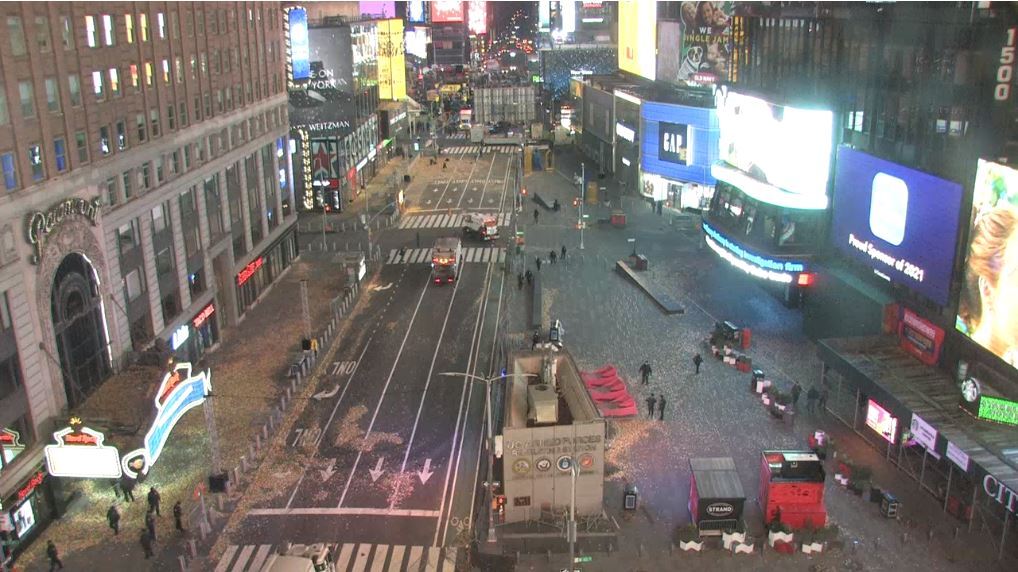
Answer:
[801,542,824,554]
[733,542,754,554]
[679,540,704,552]
[768,530,794,547]
[722,531,746,550]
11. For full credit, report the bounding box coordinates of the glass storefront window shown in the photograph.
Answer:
[706,182,823,254]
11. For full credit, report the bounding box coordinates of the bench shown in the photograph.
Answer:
[532,192,556,211]
[531,273,543,330]
[615,260,685,315]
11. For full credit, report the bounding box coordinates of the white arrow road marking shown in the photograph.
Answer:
[373,282,393,291]
[369,457,385,482]
[425,199,432,205]
[418,458,434,484]
[432,188,439,192]
[320,458,337,482]
[467,198,474,203]
[312,385,340,401]
[446,198,453,203]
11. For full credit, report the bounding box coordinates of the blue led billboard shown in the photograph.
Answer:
[831,146,963,306]
[409,0,427,23]
[640,102,718,185]
[288,7,310,81]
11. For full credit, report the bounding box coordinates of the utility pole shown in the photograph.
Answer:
[300,279,312,343]
[568,465,578,568]
[578,162,585,250]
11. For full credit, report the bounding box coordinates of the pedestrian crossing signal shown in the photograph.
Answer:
[521,188,528,196]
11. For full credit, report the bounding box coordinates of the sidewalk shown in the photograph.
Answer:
[500,146,1011,571]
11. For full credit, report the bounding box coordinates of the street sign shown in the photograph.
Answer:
[574,555,593,563]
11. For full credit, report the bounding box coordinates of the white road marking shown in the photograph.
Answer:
[336,543,356,570]
[247,545,273,572]
[214,546,237,572]
[387,545,406,572]
[247,507,441,517]
[230,545,255,572]
[370,545,389,572]
[352,543,373,572]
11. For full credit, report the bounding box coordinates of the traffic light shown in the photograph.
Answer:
[521,187,528,196]
[572,197,580,207]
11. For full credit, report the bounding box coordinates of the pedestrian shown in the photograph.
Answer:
[147,486,161,516]
[639,361,652,385]
[531,329,541,350]
[693,353,703,374]
[145,509,157,541]
[535,256,542,271]
[107,504,121,535]
[533,208,540,223]
[121,475,136,502]
[46,540,64,570]
[399,246,407,262]
[518,272,524,290]
[818,386,829,412]
[791,382,803,408]
[525,269,533,284]
[549,250,557,264]
[173,500,185,533]
[561,245,567,260]
[139,528,154,559]
[646,393,657,418]
[658,395,667,420]
[806,386,819,414]
[416,231,421,248]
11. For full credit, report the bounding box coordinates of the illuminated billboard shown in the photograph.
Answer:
[468,0,487,35]
[44,424,122,479]
[669,1,733,85]
[378,19,407,100]
[618,0,657,80]
[640,101,718,185]
[406,27,430,59]
[359,1,395,18]
[432,0,464,23]
[714,90,833,209]
[831,147,963,306]
[956,159,1018,370]
[409,1,427,23]
[284,7,310,86]
[539,0,551,30]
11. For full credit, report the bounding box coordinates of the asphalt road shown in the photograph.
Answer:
[220,148,518,569]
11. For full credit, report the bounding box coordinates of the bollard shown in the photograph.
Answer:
[546,549,552,562]
[286,386,292,401]
[241,454,249,472]
[262,424,269,441]
[268,413,275,431]
[670,542,675,555]
[178,554,188,571]
[189,538,199,558]
[216,494,224,512]
[232,467,240,487]
[927,527,934,543]
[255,433,262,451]
[639,543,645,558]
[281,395,288,411]
[291,377,298,393]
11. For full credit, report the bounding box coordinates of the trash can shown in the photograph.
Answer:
[623,484,639,510]
[751,369,765,393]
[742,327,752,349]
[880,493,900,518]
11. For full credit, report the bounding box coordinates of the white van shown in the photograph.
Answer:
[260,543,333,572]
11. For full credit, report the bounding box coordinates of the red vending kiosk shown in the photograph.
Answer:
[688,457,746,535]
[759,451,827,529]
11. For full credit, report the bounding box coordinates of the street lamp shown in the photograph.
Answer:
[439,371,539,544]
[576,163,585,250]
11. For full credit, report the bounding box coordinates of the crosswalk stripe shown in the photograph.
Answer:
[466,248,477,263]
[337,543,356,570]
[387,545,406,572]
[498,250,506,263]
[410,217,426,229]
[424,547,440,571]
[370,544,389,572]
[232,545,256,572]
[441,548,457,572]
[248,544,273,572]
[386,249,398,264]
[215,546,238,572]
[415,248,431,264]
[408,546,424,570]
[481,249,490,263]
[352,543,373,572]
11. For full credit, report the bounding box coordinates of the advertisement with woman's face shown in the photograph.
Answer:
[957,159,1018,370]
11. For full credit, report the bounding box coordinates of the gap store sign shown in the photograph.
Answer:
[640,102,718,185]
[831,147,963,306]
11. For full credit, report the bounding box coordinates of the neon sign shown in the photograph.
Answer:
[236,257,264,286]
[121,362,211,479]
[17,471,46,501]
[44,425,123,479]
[977,396,1018,427]
[702,222,806,284]
[192,303,215,328]
[865,399,898,443]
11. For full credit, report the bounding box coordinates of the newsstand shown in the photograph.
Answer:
[688,457,746,535]
[759,450,827,529]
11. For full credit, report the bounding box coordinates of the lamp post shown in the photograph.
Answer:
[440,371,539,543]
[577,163,585,250]
[568,464,578,570]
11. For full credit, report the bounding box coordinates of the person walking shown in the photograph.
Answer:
[399,246,407,262]
[693,353,703,374]
[535,256,542,272]
[806,385,819,414]
[145,509,157,541]
[818,386,829,413]
[173,500,185,533]
[658,395,667,421]
[549,250,557,264]
[525,269,533,284]
[139,528,154,559]
[646,393,657,418]
[533,208,540,224]
[639,362,652,385]
[561,245,567,261]
[791,382,803,408]
[415,231,421,248]
[147,486,161,516]
[517,272,524,290]
[107,504,121,535]
[121,475,136,502]
[46,540,64,570]
[531,329,541,350]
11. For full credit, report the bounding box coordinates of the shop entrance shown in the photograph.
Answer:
[50,253,111,408]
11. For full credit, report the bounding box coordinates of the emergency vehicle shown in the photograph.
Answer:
[461,212,500,241]
[432,237,462,284]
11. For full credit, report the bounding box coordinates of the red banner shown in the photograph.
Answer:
[899,308,944,366]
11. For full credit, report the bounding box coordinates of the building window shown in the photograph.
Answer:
[196,10,204,35]
[179,102,188,127]
[8,16,27,56]
[161,59,170,84]
[102,14,115,46]
[125,268,143,300]
[99,125,111,156]
[203,93,211,118]
[115,120,127,150]
[1,154,16,191]
[18,81,35,119]
[92,70,104,100]
[53,138,67,172]
[189,55,197,80]
[105,176,118,206]
[200,53,208,77]
[75,131,88,163]
[167,105,176,131]
[183,144,192,170]
[68,74,81,107]
[136,113,146,142]
[28,145,43,181]
[139,13,149,42]
[85,15,98,47]
[144,61,153,86]
[35,16,51,52]
[0,85,6,125]
[122,169,132,199]
[155,247,173,276]
[150,108,160,138]
[193,96,202,121]
[155,156,164,183]
[212,50,221,75]
[171,150,180,174]
[129,64,139,89]
[125,14,134,43]
[109,68,120,97]
[139,163,150,190]
[216,90,223,114]
[170,12,179,38]
[174,57,183,84]
[61,16,74,50]
[151,203,167,233]
[157,12,166,38]
[44,78,60,113]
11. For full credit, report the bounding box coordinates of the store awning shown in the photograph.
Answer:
[817,336,1018,506]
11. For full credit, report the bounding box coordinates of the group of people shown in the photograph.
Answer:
[529,245,567,274]
[637,355,703,421]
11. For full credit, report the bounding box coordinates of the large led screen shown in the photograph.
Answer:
[641,101,718,186]
[468,0,487,35]
[831,147,963,306]
[432,0,464,23]
[307,27,355,93]
[408,0,427,24]
[618,0,657,80]
[359,1,395,18]
[406,27,430,59]
[286,7,310,82]
[715,90,833,206]
[378,19,407,100]
[956,159,1018,370]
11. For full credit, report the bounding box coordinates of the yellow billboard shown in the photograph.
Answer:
[618,0,657,80]
[378,19,407,100]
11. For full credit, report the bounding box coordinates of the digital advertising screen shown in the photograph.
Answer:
[285,7,310,83]
[408,0,428,24]
[406,27,430,59]
[539,0,551,30]
[956,159,1018,370]
[715,90,833,208]
[618,0,657,81]
[378,19,407,100]
[468,0,487,35]
[672,1,733,85]
[431,0,464,23]
[831,146,963,306]
[308,26,355,93]
[359,1,396,18]
[641,101,718,186]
